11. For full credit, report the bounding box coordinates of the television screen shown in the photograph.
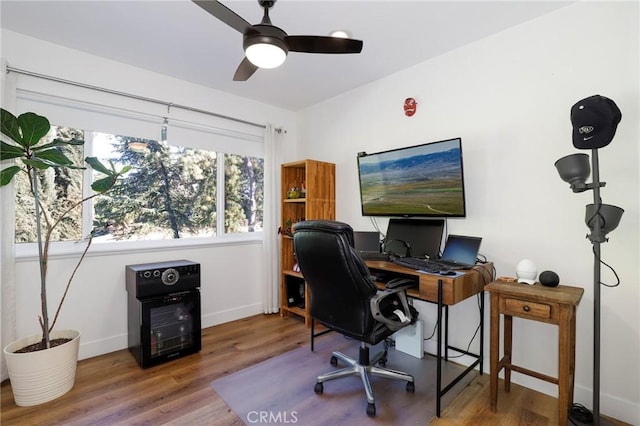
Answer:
[357,137,466,217]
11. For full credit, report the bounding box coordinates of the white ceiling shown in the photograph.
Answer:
[1,0,572,111]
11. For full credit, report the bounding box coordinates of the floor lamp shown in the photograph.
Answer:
[554,95,623,426]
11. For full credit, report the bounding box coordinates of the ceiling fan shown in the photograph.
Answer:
[193,0,364,81]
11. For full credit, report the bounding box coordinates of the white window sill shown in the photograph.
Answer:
[15,232,264,262]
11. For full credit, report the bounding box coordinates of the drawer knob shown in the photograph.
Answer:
[523,305,530,312]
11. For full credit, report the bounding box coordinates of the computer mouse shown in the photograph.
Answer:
[440,270,456,276]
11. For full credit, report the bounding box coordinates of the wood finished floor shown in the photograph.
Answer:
[1,314,630,425]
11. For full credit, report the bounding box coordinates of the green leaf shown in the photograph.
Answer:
[23,158,54,170]
[59,138,84,146]
[33,138,84,151]
[85,156,112,175]
[35,148,75,166]
[0,109,23,145]
[17,112,50,147]
[0,165,22,186]
[92,175,117,193]
[0,141,26,161]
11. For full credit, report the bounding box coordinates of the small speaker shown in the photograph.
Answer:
[539,270,560,287]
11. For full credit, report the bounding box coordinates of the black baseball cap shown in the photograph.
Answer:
[570,95,621,149]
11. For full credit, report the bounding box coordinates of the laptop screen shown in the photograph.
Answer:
[353,231,381,252]
[385,218,445,258]
[440,235,482,266]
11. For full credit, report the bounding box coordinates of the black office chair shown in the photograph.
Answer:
[292,220,419,417]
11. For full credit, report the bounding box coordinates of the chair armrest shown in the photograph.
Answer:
[370,287,415,331]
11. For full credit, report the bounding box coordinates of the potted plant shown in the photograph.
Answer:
[0,108,130,406]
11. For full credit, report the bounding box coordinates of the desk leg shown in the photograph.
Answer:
[558,306,571,426]
[480,290,484,376]
[445,305,449,361]
[489,292,499,412]
[436,278,443,417]
[504,314,512,393]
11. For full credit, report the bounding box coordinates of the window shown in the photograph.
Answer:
[92,133,221,241]
[14,125,85,243]
[225,154,264,233]
[14,92,265,245]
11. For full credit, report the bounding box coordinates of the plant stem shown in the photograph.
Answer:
[31,165,50,349]
[49,236,93,332]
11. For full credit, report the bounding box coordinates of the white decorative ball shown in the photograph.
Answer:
[516,259,537,284]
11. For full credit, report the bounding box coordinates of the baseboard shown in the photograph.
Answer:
[78,333,128,360]
[490,370,639,425]
[572,382,639,425]
[201,303,263,328]
[423,340,480,368]
[77,303,263,361]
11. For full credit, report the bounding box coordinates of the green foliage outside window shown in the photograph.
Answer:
[14,126,85,243]
[15,128,264,243]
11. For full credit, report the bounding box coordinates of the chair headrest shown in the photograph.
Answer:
[293,220,352,235]
[293,220,354,248]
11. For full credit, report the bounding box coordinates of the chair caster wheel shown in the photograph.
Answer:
[330,355,338,366]
[406,382,415,393]
[314,382,323,394]
[366,403,376,417]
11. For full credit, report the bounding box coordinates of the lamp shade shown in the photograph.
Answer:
[585,204,624,237]
[555,153,590,190]
[244,33,288,69]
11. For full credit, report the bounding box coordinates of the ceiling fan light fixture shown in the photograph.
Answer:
[244,35,288,69]
[330,29,351,39]
[193,0,364,81]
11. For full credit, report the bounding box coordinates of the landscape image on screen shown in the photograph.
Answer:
[357,138,466,217]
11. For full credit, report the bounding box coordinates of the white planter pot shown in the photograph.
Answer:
[3,329,80,407]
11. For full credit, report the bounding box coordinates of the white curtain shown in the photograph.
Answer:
[1,60,18,380]
[262,124,283,314]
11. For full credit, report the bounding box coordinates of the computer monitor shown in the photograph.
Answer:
[384,218,445,258]
[353,231,381,253]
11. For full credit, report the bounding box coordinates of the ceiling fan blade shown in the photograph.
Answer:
[192,0,251,34]
[285,36,363,54]
[233,57,259,81]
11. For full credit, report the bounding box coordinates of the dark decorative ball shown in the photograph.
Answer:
[539,270,560,287]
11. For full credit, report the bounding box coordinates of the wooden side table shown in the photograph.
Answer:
[486,281,584,426]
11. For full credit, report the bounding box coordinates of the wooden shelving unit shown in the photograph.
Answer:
[280,159,335,326]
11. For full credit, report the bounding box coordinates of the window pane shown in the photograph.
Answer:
[224,154,264,233]
[15,126,85,243]
[93,133,218,241]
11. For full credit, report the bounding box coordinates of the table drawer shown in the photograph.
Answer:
[504,297,552,320]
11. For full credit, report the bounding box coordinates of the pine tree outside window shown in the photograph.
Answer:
[14,118,264,244]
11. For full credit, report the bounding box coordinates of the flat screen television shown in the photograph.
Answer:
[357,137,466,217]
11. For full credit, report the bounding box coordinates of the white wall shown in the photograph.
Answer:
[2,1,639,423]
[298,2,639,424]
[1,30,297,359]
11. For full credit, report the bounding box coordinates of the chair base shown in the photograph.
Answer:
[314,342,415,417]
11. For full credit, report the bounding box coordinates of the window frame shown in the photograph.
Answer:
[13,90,266,260]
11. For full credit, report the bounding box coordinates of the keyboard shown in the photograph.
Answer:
[391,257,450,273]
[359,251,390,261]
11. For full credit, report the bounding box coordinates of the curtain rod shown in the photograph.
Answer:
[6,66,266,129]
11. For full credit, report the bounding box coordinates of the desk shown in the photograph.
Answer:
[368,261,493,417]
[486,281,584,426]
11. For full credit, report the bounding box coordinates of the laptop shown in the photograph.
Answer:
[435,234,482,270]
[353,231,388,260]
